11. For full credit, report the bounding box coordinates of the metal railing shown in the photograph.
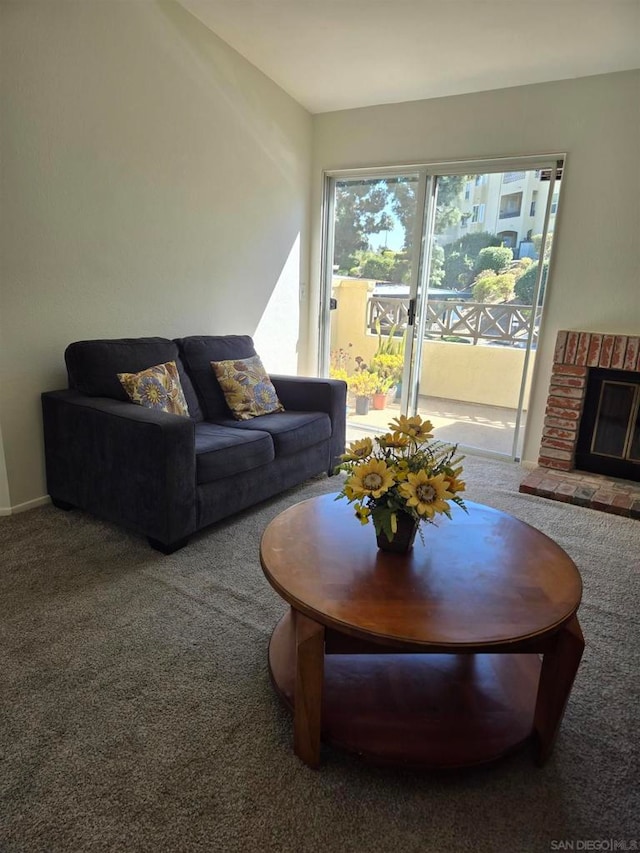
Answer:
[367,296,541,346]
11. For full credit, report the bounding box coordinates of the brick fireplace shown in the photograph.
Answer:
[519,330,640,518]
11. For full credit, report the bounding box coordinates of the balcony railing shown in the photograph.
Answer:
[367,297,542,346]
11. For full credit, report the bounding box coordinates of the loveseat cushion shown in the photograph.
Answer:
[65,338,204,421]
[176,335,257,420]
[211,354,284,420]
[118,361,190,417]
[209,411,331,458]
[194,423,274,485]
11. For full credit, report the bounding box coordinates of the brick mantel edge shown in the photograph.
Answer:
[539,331,640,472]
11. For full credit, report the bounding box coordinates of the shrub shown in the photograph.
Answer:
[472,271,516,303]
[475,246,513,274]
[514,261,548,304]
[348,370,379,397]
[441,232,501,290]
[360,252,396,281]
[509,257,533,280]
[370,353,404,385]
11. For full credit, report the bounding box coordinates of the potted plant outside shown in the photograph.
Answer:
[371,372,394,410]
[348,370,378,416]
[370,353,404,405]
[372,321,406,403]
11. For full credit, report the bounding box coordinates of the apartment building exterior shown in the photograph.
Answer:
[438,170,558,257]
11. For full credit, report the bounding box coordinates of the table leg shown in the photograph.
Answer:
[533,615,584,765]
[293,609,325,768]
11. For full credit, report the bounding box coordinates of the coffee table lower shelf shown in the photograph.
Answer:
[268,611,542,769]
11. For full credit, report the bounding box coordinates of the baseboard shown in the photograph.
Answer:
[0,495,51,516]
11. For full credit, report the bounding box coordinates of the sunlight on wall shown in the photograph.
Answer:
[253,235,301,375]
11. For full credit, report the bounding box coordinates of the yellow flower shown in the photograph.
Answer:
[354,502,371,525]
[399,471,454,519]
[444,466,466,494]
[341,437,373,462]
[389,414,434,441]
[347,459,395,499]
[376,432,410,450]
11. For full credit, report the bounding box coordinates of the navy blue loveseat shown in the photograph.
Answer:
[41,335,346,553]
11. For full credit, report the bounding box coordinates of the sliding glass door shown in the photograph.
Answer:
[320,157,563,460]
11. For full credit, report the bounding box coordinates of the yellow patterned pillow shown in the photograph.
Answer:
[211,355,284,420]
[118,361,189,417]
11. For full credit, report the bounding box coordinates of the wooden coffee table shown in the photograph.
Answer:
[260,495,584,769]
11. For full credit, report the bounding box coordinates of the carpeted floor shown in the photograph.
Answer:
[1,456,639,853]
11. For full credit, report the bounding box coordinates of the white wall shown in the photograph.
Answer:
[0,0,312,508]
[310,70,640,465]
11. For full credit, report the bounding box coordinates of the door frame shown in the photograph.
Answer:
[318,153,566,460]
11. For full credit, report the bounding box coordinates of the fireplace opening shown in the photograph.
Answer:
[575,367,640,481]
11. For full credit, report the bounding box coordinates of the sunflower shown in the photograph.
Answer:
[341,437,373,462]
[389,414,434,441]
[376,432,410,450]
[399,471,454,519]
[353,502,371,525]
[444,466,466,494]
[347,459,395,499]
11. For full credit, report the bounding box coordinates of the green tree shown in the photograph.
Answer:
[515,261,549,304]
[475,246,514,274]
[389,175,467,254]
[388,175,464,288]
[441,231,501,290]
[357,251,396,281]
[532,232,554,262]
[428,244,445,288]
[472,271,516,303]
[334,182,393,273]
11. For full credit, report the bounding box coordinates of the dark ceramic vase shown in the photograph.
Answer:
[375,512,419,554]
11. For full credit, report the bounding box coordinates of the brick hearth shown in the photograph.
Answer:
[519,330,639,516]
[519,467,640,519]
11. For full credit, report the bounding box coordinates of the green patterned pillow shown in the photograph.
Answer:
[211,355,284,420]
[118,361,189,417]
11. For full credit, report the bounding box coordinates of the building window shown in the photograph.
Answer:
[551,193,559,214]
[497,230,518,248]
[474,175,487,186]
[464,182,471,200]
[499,192,523,219]
[471,203,485,224]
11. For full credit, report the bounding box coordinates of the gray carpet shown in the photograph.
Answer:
[1,456,639,853]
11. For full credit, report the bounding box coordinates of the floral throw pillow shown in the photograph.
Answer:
[118,361,189,417]
[211,355,284,420]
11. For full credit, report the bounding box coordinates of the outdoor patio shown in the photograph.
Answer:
[345,395,521,457]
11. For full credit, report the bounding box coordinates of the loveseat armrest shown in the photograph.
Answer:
[42,390,197,546]
[270,375,347,472]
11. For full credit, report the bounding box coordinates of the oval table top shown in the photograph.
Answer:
[260,495,582,649]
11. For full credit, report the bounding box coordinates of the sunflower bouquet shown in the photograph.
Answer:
[335,414,467,544]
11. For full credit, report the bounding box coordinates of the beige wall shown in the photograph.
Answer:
[310,70,640,465]
[0,0,312,509]
[331,279,534,409]
[0,419,10,514]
